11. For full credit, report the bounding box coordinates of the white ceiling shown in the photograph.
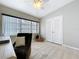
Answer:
[0,0,74,18]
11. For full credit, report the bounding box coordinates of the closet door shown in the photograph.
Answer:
[46,15,63,44]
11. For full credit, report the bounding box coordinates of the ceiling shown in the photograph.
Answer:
[0,0,74,18]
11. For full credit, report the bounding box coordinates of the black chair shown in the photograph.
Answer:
[14,33,32,59]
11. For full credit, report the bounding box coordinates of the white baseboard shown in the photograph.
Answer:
[63,44,79,51]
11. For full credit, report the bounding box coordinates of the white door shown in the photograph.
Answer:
[46,15,63,44]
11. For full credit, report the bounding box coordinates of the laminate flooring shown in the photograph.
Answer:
[30,42,79,59]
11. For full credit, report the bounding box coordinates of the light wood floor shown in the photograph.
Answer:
[30,42,79,59]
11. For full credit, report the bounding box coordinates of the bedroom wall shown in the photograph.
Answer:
[41,0,79,49]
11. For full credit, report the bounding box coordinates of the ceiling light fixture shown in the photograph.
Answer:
[33,0,43,9]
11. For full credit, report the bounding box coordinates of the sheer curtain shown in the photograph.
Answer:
[2,15,40,36]
[2,15,20,36]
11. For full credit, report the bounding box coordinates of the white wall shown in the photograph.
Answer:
[41,0,79,49]
[41,18,46,40]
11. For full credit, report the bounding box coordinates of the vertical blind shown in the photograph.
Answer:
[2,15,39,36]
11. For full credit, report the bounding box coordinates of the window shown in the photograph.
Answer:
[32,22,37,33]
[2,15,39,36]
[36,23,40,33]
[2,15,20,35]
[21,20,31,33]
